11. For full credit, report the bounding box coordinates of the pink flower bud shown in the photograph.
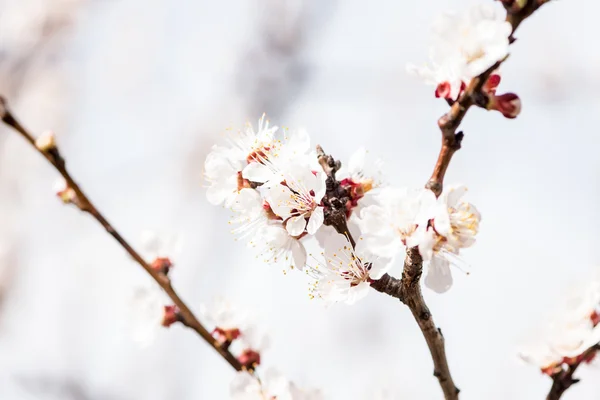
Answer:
[488,93,522,119]
[238,349,261,369]
[435,82,452,99]
[151,257,173,275]
[162,305,180,327]
[484,74,501,95]
[212,327,241,348]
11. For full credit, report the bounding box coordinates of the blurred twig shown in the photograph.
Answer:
[0,97,244,372]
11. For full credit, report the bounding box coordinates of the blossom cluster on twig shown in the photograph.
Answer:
[204,116,481,302]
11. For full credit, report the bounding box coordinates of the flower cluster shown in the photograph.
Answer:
[205,116,482,301]
[407,3,521,118]
[357,185,480,293]
[519,275,600,375]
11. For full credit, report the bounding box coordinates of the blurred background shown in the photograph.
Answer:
[0,0,599,399]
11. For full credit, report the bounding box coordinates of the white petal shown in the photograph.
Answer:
[347,147,367,175]
[286,214,307,236]
[445,185,468,208]
[291,239,307,270]
[230,371,262,398]
[417,229,437,261]
[425,256,453,293]
[433,205,451,237]
[368,256,394,280]
[264,184,294,218]
[242,162,273,183]
[306,207,324,234]
[312,171,327,202]
[286,128,311,154]
[206,185,233,206]
[345,282,371,305]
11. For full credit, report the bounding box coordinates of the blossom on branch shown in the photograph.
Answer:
[200,297,248,347]
[201,298,269,368]
[356,187,435,259]
[204,114,316,207]
[337,147,385,217]
[129,283,177,347]
[519,274,600,375]
[408,3,512,100]
[420,185,480,293]
[230,369,322,400]
[308,232,392,304]
[139,230,182,275]
[264,167,326,236]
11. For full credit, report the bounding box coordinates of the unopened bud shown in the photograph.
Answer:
[238,349,261,369]
[435,82,452,99]
[35,131,57,152]
[151,257,173,275]
[484,74,501,95]
[212,327,241,348]
[54,178,77,204]
[488,93,521,119]
[162,305,180,327]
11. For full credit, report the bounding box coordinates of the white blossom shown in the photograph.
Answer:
[408,3,512,99]
[308,232,392,305]
[200,297,248,332]
[356,187,435,259]
[229,188,271,241]
[337,147,385,215]
[139,230,183,260]
[230,369,320,400]
[341,147,384,189]
[204,115,278,207]
[253,225,307,271]
[242,127,317,186]
[519,274,600,373]
[129,283,169,348]
[419,186,480,293]
[204,145,246,207]
[265,168,326,236]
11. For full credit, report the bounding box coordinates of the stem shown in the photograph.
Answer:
[371,250,459,400]
[0,97,243,372]
[373,2,551,399]
[546,345,600,400]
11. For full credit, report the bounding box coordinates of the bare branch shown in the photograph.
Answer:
[0,96,244,372]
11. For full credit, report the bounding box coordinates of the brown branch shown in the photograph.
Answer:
[0,97,243,372]
[546,345,600,400]
[373,2,551,399]
[371,250,458,399]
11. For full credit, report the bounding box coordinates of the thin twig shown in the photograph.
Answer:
[0,97,243,372]
[546,345,600,400]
